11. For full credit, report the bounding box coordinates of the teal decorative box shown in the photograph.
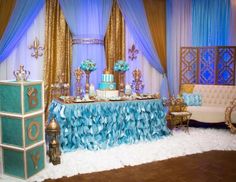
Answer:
[2,144,45,179]
[1,114,44,148]
[0,80,43,115]
[0,80,45,179]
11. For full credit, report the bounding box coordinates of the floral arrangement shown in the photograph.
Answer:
[114,60,129,72]
[80,59,96,71]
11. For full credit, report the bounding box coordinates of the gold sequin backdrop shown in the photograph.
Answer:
[44,0,125,115]
[105,0,125,85]
[43,0,72,114]
[0,0,16,39]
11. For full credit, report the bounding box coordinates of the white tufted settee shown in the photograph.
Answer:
[186,84,236,123]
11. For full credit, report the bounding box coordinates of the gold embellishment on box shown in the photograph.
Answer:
[27,87,38,108]
[28,121,40,141]
[31,151,40,169]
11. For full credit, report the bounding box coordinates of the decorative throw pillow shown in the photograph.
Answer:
[182,92,202,106]
[180,84,195,94]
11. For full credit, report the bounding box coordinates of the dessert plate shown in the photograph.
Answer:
[109,97,122,101]
[73,99,95,103]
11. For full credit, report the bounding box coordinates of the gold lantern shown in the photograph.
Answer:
[46,118,61,165]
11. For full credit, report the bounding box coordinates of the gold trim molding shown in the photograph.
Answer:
[72,38,104,45]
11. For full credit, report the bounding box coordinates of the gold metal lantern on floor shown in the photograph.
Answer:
[46,118,61,165]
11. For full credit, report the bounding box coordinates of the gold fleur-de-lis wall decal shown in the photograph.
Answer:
[29,37,44,59]
[128,44,139,61]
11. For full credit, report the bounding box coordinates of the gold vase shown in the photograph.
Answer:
[74,68,84,98]
[85,71,91,94]
[119,72,125,96]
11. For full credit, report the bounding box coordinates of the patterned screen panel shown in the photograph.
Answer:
[199,48,216,84]
[180,46,236,86]
[180,48,198,84]
[217,47,236,85]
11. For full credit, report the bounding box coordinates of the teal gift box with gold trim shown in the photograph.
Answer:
[0,80,43,114]
[0,80,46,179]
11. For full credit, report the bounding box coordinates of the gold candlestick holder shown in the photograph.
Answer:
[85,71,91,94]
[119,72,125,96]
[51,73,70,99]
[74,68,84,98]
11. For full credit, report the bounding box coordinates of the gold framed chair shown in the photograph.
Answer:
[225,98,236,134]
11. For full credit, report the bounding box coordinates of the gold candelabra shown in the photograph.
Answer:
[131,69,144,95]
[119,72,125,96]
[85,71,91,94]
[51,73,70,98]
[74,68,84,98]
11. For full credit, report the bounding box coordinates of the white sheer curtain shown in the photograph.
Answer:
[59,0,113,95]
[125,27,162,94]
[166,0,192,96]
[0,5,45,80]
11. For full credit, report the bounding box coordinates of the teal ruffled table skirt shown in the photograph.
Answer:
[49,99,170,152]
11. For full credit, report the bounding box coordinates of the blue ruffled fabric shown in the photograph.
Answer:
[48,99,170,152]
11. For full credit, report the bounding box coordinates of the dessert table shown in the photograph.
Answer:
[48,99,170,152]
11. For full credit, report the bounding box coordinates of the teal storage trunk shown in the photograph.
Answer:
[0,80,45,179]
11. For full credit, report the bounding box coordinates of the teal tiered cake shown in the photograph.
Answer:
[0,80,45,179]
[97,70,119,99]
[99,71,116,90]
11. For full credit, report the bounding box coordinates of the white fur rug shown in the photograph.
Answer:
[1,128,236,182]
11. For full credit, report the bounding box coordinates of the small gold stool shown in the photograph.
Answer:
[170,111,192,132]
[163,96,191,132]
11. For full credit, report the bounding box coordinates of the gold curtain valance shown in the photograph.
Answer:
[143,0,167,72]
[0,0,16,39]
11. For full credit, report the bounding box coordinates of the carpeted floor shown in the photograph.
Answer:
[45,150,236,182]
[2,128,235,182]
[25,127,236,182]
